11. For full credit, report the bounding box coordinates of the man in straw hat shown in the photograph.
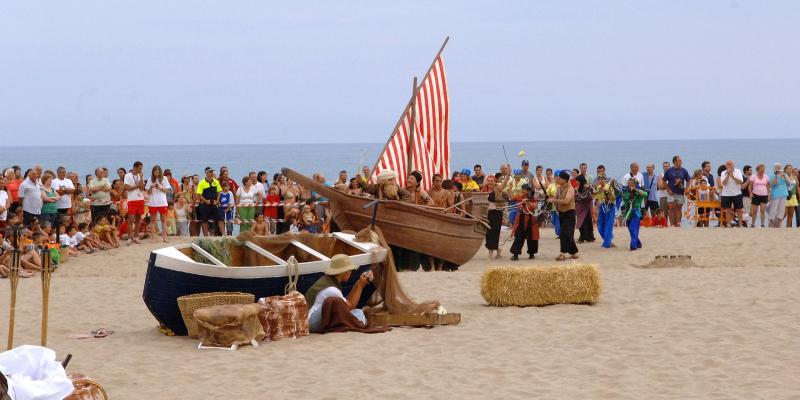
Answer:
[358,168,409,201]
[305,254,373,333]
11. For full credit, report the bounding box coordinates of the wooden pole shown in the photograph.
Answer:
[440,196,473,214]
[6,228,22,350]
[418,36,449,91]
[40,248,53,346]
[406,77,419,178]
[369,37,450,179]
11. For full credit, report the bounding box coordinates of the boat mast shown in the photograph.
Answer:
[406,76,418,178]
[369,37,450,181]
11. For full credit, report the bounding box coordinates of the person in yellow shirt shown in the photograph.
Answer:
[500,169,528,226]
[459,169,480,192]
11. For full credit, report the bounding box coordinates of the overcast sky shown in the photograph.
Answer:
[1,1,798,145]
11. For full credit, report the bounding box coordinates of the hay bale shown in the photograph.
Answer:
[480,264,602,307]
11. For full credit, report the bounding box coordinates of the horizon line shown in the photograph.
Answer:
[1,137,796,148]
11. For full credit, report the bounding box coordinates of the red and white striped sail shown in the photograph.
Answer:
[372,55,449,191]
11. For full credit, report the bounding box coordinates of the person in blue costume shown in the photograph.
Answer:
[621,177,647,251]
[593,174,616,248]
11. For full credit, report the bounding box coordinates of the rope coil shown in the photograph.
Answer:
[285,256,299,294]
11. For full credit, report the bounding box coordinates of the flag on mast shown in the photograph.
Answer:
[372,50,449,192]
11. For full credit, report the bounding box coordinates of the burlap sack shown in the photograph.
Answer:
[258,291,309,341]
[193,303,265,347]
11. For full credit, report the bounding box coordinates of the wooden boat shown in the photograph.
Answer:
[282,168,485,266]
[142,232,386,336]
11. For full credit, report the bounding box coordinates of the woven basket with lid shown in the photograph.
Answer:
[177,292,255,338]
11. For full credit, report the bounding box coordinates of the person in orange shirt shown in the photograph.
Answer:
[652,209,668,227]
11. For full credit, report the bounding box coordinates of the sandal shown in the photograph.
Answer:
[555,254,568,261]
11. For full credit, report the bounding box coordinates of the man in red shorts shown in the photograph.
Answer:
[124,161,146,244]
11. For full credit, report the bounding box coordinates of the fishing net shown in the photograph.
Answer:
[192,237,241,265]
[354,226,440,315]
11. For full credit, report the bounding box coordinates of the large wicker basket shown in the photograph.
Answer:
[177,292,255,338]
[65,374,108,400]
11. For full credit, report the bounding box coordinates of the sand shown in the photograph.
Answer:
[1,228,799,399]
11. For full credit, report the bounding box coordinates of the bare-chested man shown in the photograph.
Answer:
[404,171,434,206]
[429,174,453,209]
[333,170,348,191]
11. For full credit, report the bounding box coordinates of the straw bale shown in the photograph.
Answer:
[480,264,602,307]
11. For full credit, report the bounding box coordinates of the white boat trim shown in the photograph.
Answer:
[150,233,386,280]
[190,243,225,266]
[243,241,288,266]
[290,240,330,262]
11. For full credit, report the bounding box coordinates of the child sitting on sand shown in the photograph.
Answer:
[0,249,19,278]
[0,234,35,278]
[78,223,108,251]
[251,214,268,236]
[641,211,653,227]
[652,209,668,227]
[95,216,120,248]
[18,231,47,272]
[58,226,82,257]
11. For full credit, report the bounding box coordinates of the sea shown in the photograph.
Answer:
[1,139,798,182]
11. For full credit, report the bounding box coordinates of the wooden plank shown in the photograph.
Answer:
[368,312,461,327]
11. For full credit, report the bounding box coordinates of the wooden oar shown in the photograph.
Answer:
[453,207,491,230]
[440,197,473,214]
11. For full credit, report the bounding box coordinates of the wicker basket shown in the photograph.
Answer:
[177,292,255,338]
[65,374,108,400]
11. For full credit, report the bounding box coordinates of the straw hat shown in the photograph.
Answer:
[377,169,396,182]
[325,254,358,276]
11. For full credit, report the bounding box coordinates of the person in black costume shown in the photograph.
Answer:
[510,184,539,260]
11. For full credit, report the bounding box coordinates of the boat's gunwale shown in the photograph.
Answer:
[282,167,479,225]
[150,232,386,279]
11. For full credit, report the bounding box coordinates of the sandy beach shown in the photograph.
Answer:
[2,228,799,399]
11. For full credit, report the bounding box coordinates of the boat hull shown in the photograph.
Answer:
[283,168,484,265]
[143,253,375,336]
